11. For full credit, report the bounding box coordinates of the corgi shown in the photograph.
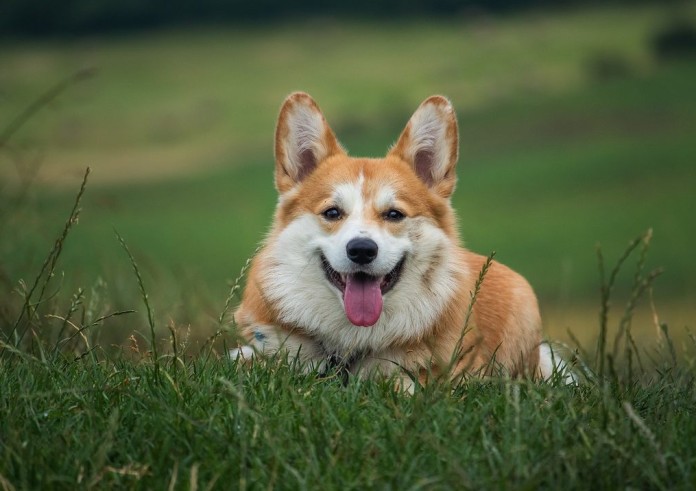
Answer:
[232,92,570,390]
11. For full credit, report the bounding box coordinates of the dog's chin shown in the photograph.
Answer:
[319,255,405,295]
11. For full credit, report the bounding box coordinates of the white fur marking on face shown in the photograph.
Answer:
[333,173,364,216]
[375,185,396,211]
[317,174,410,278]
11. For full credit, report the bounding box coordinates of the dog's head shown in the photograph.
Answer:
[267,92,460,332]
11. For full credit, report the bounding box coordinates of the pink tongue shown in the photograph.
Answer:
[343,275,383,327]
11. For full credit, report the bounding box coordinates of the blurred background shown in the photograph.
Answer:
[1,0,695,353]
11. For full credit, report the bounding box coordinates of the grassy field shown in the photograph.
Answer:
[2,6,696,488]
[2,350,695,490]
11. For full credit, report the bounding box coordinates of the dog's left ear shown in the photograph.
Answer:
[389,96,459,199]
[274,92,345,194]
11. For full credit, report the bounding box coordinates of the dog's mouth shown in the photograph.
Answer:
[320,255,405,327]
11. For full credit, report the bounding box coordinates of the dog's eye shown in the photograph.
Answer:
[322,207,342,221]
[384,209,405,221]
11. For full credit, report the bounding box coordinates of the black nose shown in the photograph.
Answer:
[346,238,378,265]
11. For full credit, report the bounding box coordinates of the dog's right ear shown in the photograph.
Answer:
[274,92,345,194]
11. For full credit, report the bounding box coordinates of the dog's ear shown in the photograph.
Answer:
[274,92,345,194]
[389,96,459,199]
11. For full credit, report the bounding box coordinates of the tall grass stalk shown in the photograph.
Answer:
[199,245,260,357]
[594,229,667,385]
[611,229,662,378]
[2,167,90,356]
[446,251,496,379]
[596,231,647,379]
[51,309,135,359]
[115,230,160,382]
[217,247,259,326]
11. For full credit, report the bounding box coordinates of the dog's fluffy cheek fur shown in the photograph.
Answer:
[262,214,348,331]
[261,213,462,354]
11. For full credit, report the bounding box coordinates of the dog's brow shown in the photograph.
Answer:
[332,175,364,214]
[374,185,396,210]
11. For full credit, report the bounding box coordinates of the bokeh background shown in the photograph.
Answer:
[1,0,695,352]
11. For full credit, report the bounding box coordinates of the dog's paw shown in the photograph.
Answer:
[393,376,416,395]
[229,345,255,364]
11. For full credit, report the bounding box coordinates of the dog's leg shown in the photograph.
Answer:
[354,353,418,394]
[229,324,328,372]
[538,342,577,384]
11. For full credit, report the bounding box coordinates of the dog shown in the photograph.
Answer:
[231,92,570,390]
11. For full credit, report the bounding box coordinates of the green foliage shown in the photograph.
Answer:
[1,337,695,489]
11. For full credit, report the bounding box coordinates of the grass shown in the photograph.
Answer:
[2,354,695,490]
